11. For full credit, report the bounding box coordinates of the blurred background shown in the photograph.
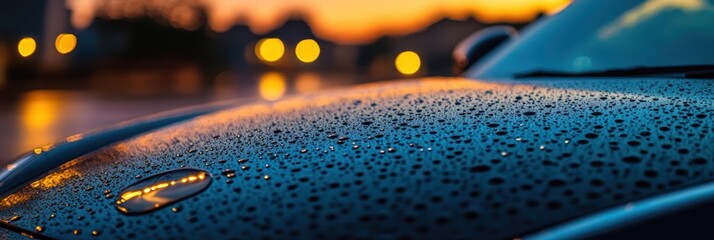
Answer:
[0,0,570,164]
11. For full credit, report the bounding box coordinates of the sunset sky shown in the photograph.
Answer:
[67,0,570,44]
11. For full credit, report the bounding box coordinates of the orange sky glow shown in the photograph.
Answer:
[66,0,570,44]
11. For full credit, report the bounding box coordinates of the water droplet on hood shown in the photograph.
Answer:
[115,168,212,215]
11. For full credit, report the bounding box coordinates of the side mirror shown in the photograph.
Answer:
[453,26,518,75]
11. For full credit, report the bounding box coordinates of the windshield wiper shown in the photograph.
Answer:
[514,65,714,79]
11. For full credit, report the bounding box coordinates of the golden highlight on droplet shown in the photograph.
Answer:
[295,39,320,63]
[258,72,287,101]
[65,134,83,143]
[55,33,77,54]
[116,173,207,207]
[17,37,36,57]
[395,51,421,75]
[255,38,285,62]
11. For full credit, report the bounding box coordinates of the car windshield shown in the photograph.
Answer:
[471,0,714,79]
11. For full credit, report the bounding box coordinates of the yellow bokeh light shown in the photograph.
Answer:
[255,38,285,62]
[295,39,320,63]
[17,37,36,57]
[395,51,421,75]
[55,33,77,54]
[19,91,62,154]
[258,72,287,100]
[21,91,59,131]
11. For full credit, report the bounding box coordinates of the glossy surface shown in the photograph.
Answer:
[473,0,714,78]
[0,77,712,239]
[452,26,517,74]
[115,169,212,215]
[526,178,714,239]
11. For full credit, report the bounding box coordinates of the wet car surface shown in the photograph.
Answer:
[0,77,712,239]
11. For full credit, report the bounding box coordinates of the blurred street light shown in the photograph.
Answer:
[55,33,77,54]
[395,51,421,75]
[255,38,285,62]
[295,39,320,63]
[18,37,37,57]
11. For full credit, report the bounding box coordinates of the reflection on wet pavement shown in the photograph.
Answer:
[0,71,370,165]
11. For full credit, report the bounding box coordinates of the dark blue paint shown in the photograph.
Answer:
[0,77,711,239]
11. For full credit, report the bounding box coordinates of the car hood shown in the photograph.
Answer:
[0,77,712,239]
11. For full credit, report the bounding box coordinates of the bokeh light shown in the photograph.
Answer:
[258,72,287,100]
[20,91,61,153]
[295,39,320,63]
[55,33,77,54]
[255,38,285,62]
[17,37,37,57]
[395,51,421,75]
[295,73,322,93]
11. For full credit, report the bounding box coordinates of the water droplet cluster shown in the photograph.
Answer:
[0,78,712,239]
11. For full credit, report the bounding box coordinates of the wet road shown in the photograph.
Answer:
[0,71,373,165]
